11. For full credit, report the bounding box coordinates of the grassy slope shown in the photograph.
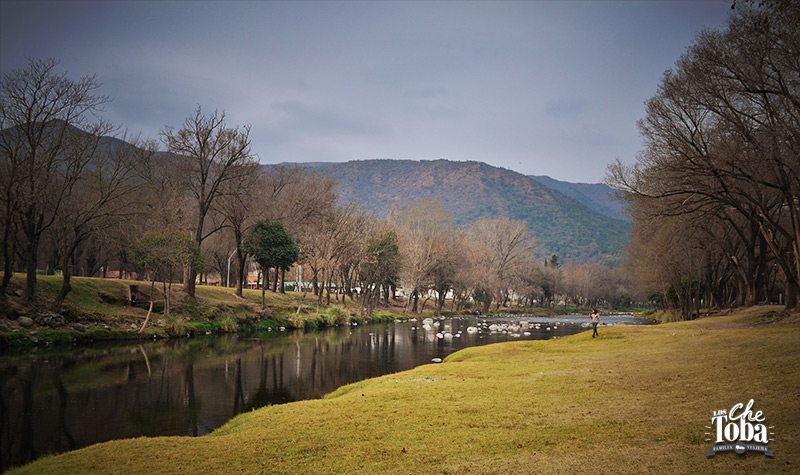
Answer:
[1,274,397,332]
[11,306,799,474]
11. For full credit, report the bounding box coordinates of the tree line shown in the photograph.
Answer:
[0,58,632,317]
[607,2,800,316]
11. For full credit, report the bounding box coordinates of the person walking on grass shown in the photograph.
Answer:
[591,308,602,338]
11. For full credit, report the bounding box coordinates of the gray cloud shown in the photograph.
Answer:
[545,98,588,119]
[269,100,392,139]
[0,0,731,182]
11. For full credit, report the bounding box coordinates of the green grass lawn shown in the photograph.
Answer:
[10,306,799,474]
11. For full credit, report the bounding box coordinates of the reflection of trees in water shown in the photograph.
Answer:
[53,367,76,453]
[0,367,9,469]
[17,366,35,468]
[233,354,294,417]
[184,362,199,436]
[228,328,410,417]
[125,352,201,437]
[2,319,572,471]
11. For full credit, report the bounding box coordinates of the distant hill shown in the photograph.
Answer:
[529,175,629,222]
[276,159,630,264]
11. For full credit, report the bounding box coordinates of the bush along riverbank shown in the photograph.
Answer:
[0,275,411,350]
[9,306,799,474]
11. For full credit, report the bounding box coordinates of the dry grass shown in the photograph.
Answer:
[10,307,800,474]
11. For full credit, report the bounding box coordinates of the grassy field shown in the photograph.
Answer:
[9,306,799,474]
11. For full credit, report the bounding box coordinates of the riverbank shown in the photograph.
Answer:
[10,306,799,474]
[0,274,610,350]
[0,274,412,349]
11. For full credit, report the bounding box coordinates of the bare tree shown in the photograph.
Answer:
[161,106,254,298]
[428,229,465,313]
[216,161,261,296]
[607,3,800,311]
[359,229,401,316]
[468,216,537,310]
[390,199,451,313]
[50,133,143,311]
[0,58,111,302]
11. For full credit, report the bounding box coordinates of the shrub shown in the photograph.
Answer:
[325,305,351,325]
[164,315,187,337]
[219,316,239,333]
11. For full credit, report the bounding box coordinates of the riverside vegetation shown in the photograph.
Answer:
[7,305,798,474]
[0,274,412,349]
[0,273,594,350]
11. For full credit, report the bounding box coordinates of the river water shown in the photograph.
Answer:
[0,314,652,471]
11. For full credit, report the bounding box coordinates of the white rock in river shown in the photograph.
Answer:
[466,326,478,334]
[431,358,443,363]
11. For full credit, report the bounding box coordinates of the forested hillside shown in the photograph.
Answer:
[530,175,629,222]
[282,160,631,264]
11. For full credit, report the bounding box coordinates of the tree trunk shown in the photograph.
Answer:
[1,263,13,297]
[54,238,84,312]
[182,264,197,297]
[786,279,799,311]
[236,250,246,298]
[403,286,413,314]
[312,269,319,296]
[163,280,169,316]
[280,268,286,293]
[272,267,278,293]
[326,281,331,306]
[420,296,431,313]
[317,272,323,305]
[0,217,15,297]
[24,233,39,303]
[436,294,445,313]
[53,262,72,312]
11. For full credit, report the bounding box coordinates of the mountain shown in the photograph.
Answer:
[280,159,630,264]
[529,175,629,222]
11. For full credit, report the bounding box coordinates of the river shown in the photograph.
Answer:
[0,314,652,471]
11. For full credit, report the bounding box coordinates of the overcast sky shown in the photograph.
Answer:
[1,0,731,183]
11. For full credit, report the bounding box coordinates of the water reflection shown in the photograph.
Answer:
[0,315,652,470]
